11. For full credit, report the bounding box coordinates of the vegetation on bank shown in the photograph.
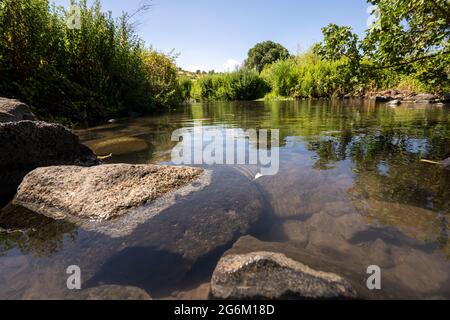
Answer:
[189,70,269,101]
[0,0,184,125]
[191,0,450,102]
[0,0,449,124]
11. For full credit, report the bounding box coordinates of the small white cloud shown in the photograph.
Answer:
[223,59,240,71]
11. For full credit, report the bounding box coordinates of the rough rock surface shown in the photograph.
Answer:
[0,98,36,123]
[365,91,449,104]
[0,121,100,201]
[69,285,151,300]
[403,93,439,103]
[14,164,204,221]
[210,236,357,300]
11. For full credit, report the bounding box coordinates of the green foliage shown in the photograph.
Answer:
[179,76,193,101]
[142,50,183,107]
[245,41,291,73]
[261,59,299,97]
[191,70,269,101]
[0,0,185,125]
[262,52,357,98]
[314,24,360,65]
[364,0,450,65]
[362,0,450,91]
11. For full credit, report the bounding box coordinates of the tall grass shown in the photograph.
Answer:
[261,52,357,98]
[191,70,269,101]
[260,51,445,99]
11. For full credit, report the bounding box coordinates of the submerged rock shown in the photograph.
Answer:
[69,285,151,300]
[76,167,265,295]
[0,121,100,201]
[210,236,357,300]
[0,98,36,123]
[14,164,204,221]
[86,136,149,156]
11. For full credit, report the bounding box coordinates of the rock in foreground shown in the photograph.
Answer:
[14,164,204,221]
[69,285,151,300]
[211,237,357,300]
[0,121,100,201]
[0,98,36,123]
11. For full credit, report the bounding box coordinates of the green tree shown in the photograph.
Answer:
[363,0,450,67]
[314,24,360,64]
[245,41,291,73]
[362,0,450,91]
[142,49,183,107]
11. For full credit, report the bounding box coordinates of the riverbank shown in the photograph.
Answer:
[254,90,450,105]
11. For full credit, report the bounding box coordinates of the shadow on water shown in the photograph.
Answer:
[84,246,191,296]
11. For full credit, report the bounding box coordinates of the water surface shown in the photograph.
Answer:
[1,100,450,299]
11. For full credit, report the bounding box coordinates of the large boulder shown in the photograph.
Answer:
[0,121,100,201]
[210,236,357,300]
[0,98,36,123]
[14,164,204,221]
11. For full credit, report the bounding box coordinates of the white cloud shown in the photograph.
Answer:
[223,59,240,71]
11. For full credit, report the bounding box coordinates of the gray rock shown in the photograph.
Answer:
[210,236,357,300]
[440,93,450,103]
[387,100,401,106]
[69,285,151,300]
[441,157,450,168]
[0,121,100,201]
[374,96,392,103]
[14,164,204,221]
[0,98,36,123]
[404,93,439,103]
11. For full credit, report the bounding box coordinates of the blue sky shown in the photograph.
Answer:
[53,0,372,72]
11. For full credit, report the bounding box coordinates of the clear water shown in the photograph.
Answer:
[1,100,450,299]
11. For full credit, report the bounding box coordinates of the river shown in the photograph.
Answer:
[1,99,450,299]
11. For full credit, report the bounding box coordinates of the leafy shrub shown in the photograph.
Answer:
[192,70,269,101]
[0,0,186,125]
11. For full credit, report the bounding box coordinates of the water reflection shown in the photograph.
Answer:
[0,204,77,258]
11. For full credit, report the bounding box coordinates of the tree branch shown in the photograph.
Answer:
[372,50,450,70]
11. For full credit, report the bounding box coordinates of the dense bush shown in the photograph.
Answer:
[0,0,185,125]
[261,52,357,98]
[191,70,269,101]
